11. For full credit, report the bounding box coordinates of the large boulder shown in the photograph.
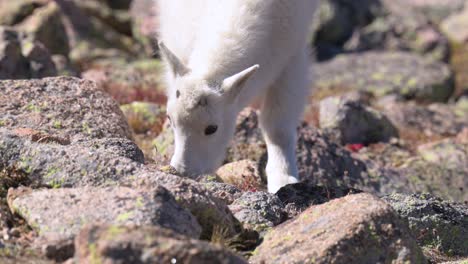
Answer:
[314,51,454,102]
[74,225,246,264]
[7,186,202,242]
[251,193,425,264]
[383,193,468,260]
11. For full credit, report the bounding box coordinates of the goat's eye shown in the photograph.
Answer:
[204,125,218,135]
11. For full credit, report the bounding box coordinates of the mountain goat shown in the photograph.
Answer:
[158,0,318,193]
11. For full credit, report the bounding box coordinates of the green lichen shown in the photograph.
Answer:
[82,122,92,134]
[116,211,134,222]
[88,243,102,264]
[52,120,62,129]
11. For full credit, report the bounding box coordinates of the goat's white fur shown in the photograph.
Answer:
[158,0,317,193]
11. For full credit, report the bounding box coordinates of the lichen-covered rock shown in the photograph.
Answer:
[16,2,69,56]
[315,51,454,102]
[441,4,468,43]
[216,160,266,192]
[0,77,133,142]
[74,225,247,264]
[319,95,398,144]
[0,129,144,188]
[417,140,468,171]
[276,182,362,218]
[82,59,166,105]
[381,100,468,143]
[120,101,166,135]
[7,186,201,242]
[228,192,286,233]
[131,171,241,240]
[0,77,142,189]
[251,193,425,264]
[201,182,242,205]
[383,193,468,258]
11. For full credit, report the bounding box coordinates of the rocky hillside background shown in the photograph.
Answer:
[0,0,467,263]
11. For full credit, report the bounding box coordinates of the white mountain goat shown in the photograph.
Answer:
[157,0,318,193]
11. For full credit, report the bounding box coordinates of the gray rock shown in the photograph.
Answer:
[74,225,247,264]
[383,193,468,258]
[131,171,242,241]
[0,77,133,142]
[315,51,454,102]
[7,186,202,242]
[251,193,425,264]
[313,0,450,61]
[276,182,362,218]
[228,192,286,233]
[319,95,399,144]
[0,27,30,79]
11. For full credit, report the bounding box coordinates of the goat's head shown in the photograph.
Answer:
[159,42,259,176]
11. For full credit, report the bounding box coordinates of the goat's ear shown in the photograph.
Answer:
[158,41,190,77]
[221,65,259,102]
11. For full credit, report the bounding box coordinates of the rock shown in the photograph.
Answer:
[0,77,133,142]
[81,59,166,105]
[202,182,242,205]
[417,140,468,171]
[130,0,159,56]
[216,160,266,192]
[0,0,43,26]
[400,0,466,23]
[7,186,201,242]
[72,0,132,36]
[381,100,468,142]
[313,0,450,61]
[228,192,286,233]
[0,27,57,80]
[251,193,425,264]
[120,102,166,135]
[131,171,241,240]
[51,55,78,77]
[345,1,450,61]
[441,5,468,43]
[319,95,399,144]
[16,2,70,56]
[383,193,468,259]
[0,27,30,79]
[0,77,142,188]
[397,157,467,203]
[276,182,362,218]
[74,225,247,264]
[314,51,454,102]
[52,0,136,66]
[21,39,57,78]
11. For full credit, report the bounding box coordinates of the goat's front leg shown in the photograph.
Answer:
[260,50,310,193]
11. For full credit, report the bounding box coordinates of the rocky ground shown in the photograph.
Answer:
[0,0,467,263]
